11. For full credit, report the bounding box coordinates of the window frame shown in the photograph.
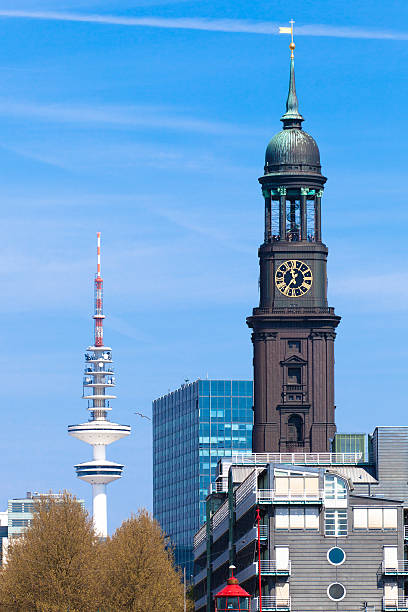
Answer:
[327,546,346,566]
[324,509,348,537]
[327,583,346,602]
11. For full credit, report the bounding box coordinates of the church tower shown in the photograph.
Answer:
[247,43,341,453]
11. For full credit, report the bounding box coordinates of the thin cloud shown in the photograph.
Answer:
[0,100,261,136]
[0,10,407,40]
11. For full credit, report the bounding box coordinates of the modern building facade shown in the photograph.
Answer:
[194,427,408,612]
[68,234,131,538]
[153,379,253,577]
[1,492,85,564]
[247,43,340,454]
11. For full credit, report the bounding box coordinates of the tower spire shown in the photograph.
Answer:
[279,20,304,129]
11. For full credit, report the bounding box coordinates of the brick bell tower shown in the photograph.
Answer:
[247,42,341,453]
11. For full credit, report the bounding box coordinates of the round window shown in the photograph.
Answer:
[327,583,346,601]
[327,547,346,566]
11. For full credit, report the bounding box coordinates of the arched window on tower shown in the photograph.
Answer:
[287,414,303,443]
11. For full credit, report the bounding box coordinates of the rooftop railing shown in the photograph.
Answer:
[228,452,365,466]
[257,489,323,504]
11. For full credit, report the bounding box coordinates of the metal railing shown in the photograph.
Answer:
[259,524,268,538]
[193,524,206,549]
[256,560,291,575]
[253,306,335,315]
[382,560,408,574]
[212,500,229,530]
[251,596,291,611]
[210,480,228,494]
[229,452,364,466]
[383,598,408,611]
[235,471,258,506]
[404,525,408,540]
[257,489,323,503]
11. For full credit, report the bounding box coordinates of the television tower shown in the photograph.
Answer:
[68,233,131,537]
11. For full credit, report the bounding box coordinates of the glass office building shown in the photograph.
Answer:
[153,379,253,578]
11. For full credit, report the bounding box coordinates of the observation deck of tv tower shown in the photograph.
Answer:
[68,233,131,538]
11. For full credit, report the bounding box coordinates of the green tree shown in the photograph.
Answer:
[98,509,189,612]
[0,492,100,612]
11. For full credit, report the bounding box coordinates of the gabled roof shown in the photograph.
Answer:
[280,354,307,366]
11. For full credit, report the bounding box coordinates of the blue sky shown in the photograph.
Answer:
[0,0,408,533]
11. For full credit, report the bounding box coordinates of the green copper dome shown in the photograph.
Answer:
[265,128,321,174]
[264,57,321,176]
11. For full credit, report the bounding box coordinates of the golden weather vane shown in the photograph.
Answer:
[279,19,296,58]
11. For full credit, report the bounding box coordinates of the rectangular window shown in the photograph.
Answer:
[290,476,304,495]
[11,519,30,527]
[290,507,304,529]
[353,507,367,529]
[275,476,289,496]
[353,507,398,530]
[368,508,383,529]
[275,508,289,529]
[304,477,319,496]
[288,340,301,351]
[288,368,301,384]
[305,507,320,529]
[325,509,347,536]
[383,508,398,529]
[275,507,319,531]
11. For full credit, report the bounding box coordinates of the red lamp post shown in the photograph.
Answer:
[214,566,251,612]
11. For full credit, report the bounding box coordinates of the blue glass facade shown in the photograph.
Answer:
[153,379,253,578]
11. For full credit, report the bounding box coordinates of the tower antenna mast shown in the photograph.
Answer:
[94,232,104,347]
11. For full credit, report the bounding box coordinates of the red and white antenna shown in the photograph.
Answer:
[94,232,105,347]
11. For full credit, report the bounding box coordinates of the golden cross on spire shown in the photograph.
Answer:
[279,19,296,58]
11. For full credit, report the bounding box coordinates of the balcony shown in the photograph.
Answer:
[283,384,306,402]
[193,524,207,559]
[210,479,228,494]
[255,560,291,576]
[235,525,268,553]
[383,599,408,611]
[405,525,408,540]
[251,597,291,611]
[257,489,323,505]
[383,561,408,575]
[194,594,207,611]
[213,549,230,572]
[252,305,335,315]
[194,566,207,585]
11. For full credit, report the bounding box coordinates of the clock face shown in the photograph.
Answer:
[275,259,313,298]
